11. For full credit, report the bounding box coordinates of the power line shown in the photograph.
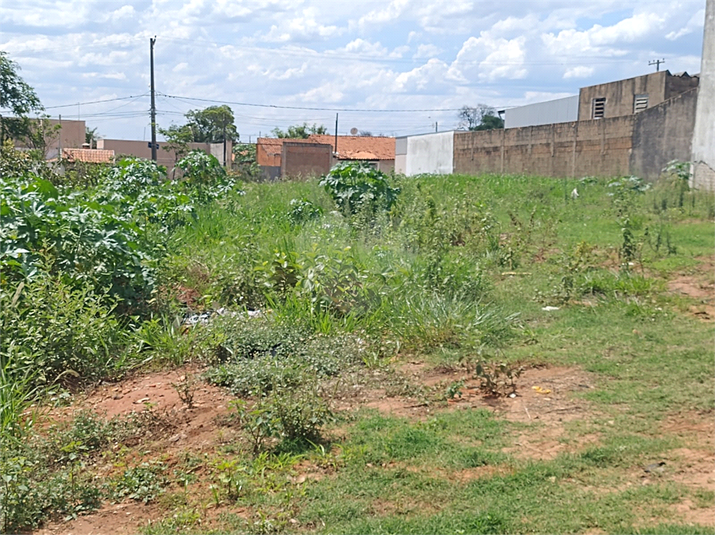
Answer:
[43,94,148,110]
[158,92,462,113]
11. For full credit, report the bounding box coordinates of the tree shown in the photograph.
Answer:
[85,127,100,149]
[184,105,238,143]
[0,51,44,143]
[159,124,193,178]
[457,104,503,131]
[473,114,504,131]
[272,123,328,139]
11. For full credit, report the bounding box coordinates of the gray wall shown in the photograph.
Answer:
[504,95,579,129]
[692,0,715,190]
[405,131,454,175]
[631,89,698,181]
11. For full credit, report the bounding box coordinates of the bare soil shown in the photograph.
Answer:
[667,255,715,321]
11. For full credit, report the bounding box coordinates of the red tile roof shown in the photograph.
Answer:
[307,135,395,160]
[62,148,115,163]
[256,135,395,166]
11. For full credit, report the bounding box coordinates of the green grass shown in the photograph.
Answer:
[4,169,714,534]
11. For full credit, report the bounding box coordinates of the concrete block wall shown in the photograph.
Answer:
[631,88,698,181]
[453,116,634,178]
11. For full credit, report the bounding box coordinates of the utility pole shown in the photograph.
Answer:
[150,37,157,161]
[334,113,339,157]
[58,114,62,157]
[435,122,438,133]
[649,58,665,72]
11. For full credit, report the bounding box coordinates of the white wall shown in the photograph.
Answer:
[405,131,454,176]
[395,154,407,174]
[691,0,715,190]
[504,95,579,129]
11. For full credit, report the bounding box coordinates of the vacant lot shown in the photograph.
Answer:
[2,152,713,534]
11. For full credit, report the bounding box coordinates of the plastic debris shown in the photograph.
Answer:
[542,306,560,311]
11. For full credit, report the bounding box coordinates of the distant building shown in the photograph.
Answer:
[503,95,579,129]
[577,70,698,120]
[256,135,395,179]
[501,71,699,130]
[397,70,700,180]
[97,139,231,170]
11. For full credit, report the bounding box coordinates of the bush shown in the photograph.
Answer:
[320,162,400,216]
[0,275,132,387]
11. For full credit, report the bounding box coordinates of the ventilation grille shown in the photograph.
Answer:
[592,97,606,119]
[634,94,649,113]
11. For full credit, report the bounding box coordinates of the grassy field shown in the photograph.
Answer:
[1,155,713,534]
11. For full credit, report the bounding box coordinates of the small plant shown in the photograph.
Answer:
[444,380,465,400]
[472,360,524,397]
[213,458,245,501]
[171,373,199,409]
[288,198,322,224]
[111,461,167,504]
[230,399,276,455]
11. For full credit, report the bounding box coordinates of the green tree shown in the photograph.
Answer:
[458,104,503,131]
[159,124,194,178]
[85,127,99,149]
[0,51,44,144]
[272,123,328,139]
[473,114,504,131]
[184,105,238,143]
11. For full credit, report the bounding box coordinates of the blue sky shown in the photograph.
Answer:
[0,0,706,141]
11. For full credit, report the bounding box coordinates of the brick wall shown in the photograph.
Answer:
[281,142,332,179]
[453,116,634,178]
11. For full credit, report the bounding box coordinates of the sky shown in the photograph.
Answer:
[0,0,707,141]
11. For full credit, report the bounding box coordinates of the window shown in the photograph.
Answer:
[634,94,649,113]
[592,97,606,119]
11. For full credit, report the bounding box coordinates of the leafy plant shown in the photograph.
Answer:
[472,360,524,397]
[320,162,400,217]
[111,462,167,504]
[288,198,322,224]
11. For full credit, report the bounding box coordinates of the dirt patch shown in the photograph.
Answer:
[659,412,715,493]
[397,363,601,459]
[37,501,158,535]
[399,364,597,425]
[668,256,715,321]
[672,498,715,527]
[669,276,714,300]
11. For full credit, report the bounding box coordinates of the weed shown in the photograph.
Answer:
[472,360,524,397]
[110,461,167,504]
[171,373,199,408]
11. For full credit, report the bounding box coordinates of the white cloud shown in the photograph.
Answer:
[0,0,705,139]
[666,8,705,40]
[564,66,595,79]
[414,44,442,59]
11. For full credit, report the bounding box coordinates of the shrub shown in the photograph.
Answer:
[288,198,322,224]
[0,275,132,387]
[320,162,400,216]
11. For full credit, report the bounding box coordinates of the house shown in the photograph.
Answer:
[256,135,395,179]
[97,139,232,169]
